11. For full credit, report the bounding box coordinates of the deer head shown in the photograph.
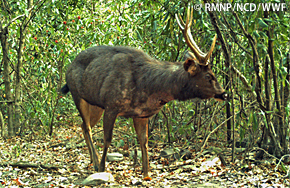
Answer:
[176,7,227,101]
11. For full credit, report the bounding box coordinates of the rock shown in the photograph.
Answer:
[106,152,124,162]
[81,172,114,186]
[130,150,142,159]
[180,150,193,160]
[131,178,143,185]
[35,183,53,188]
[130,150,152,159]
[160,148,192,160]
[160,148,175,158]
[193,183,221,187]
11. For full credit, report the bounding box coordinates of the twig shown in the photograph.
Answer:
[201,113,232,151]
[249,147,288,174]
[161,109,170,144]
[0,161,61,170]
[202,104,218,146]
[0,100,14,103]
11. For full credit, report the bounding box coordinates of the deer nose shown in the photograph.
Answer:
[214,92,228,101]
[222,93,228,100]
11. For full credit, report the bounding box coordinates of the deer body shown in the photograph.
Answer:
[67,46,173,117]
[66,46,222,118]
[61,8,227,178]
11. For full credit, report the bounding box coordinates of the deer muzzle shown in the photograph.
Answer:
[214,92,228,101]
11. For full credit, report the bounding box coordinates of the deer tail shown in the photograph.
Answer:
[60,84,70,94]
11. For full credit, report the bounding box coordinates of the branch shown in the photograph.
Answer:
[0,100,14,103]
[23,0,48,29]
[231,65,256,97]
[1,0,12,18]
[232,11,266,111]
[0,6,34,33]
[220,11,253,59]
[206,8,231,67]
[201,114,233,151]
[1,0,46,33]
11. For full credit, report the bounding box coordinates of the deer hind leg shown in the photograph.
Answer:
[88,104,104,168]
[99,110,118,172]
[133,117,149,177]
[89,105,104,129]
[77,98,101,171]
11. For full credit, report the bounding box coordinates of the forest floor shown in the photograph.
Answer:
[0,124,289,187]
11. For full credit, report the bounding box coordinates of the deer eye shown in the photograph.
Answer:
[205,74,212,81]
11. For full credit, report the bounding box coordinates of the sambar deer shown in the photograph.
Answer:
[61,8,227,178]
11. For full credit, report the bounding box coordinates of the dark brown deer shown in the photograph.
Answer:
[61,8,227,178]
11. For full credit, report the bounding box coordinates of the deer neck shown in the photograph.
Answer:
[138,62,191,102]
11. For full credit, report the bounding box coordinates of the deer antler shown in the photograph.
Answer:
[175,7,217,65]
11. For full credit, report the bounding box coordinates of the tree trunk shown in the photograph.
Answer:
[0,110,4,137]
[203,1,232,143]
[14,0,33,134]
[285,52,290,118]
[265,11,284,156]
[256,57,272,159]
[283,53,290,153]
[0,27,14,137]
[49,55,65,136]
[264,56,271,146]
[14,27,24,135]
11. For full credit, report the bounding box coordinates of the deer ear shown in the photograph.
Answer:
[183,58,198,76]
[183,51,196,61]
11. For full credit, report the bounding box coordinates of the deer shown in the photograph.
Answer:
[60,7,227,178]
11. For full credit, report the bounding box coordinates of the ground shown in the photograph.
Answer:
[0,125,289,187]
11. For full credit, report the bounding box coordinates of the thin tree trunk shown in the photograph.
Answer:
[282,53,290,153]
[265,11,284,156]
[264,56,271,143]
[232,11,266,111]
[14,0,33,134]
[225,75,231,142]
[230,64,235,161]
[0,27,14,137]
[285,53,290,152]
[0,110,4,137]
[257,57,271,159]
[14,26,24,134]
[49,55,65,136]
[203,0,232,143]
[285,52,290,119]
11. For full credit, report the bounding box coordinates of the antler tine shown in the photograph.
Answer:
[184,8,192,31]
[186,24,206,57]
[185,7,207,58]
[176,6,204,62]
[189,7,193,28]
[175,14,185,30]
[176,6,217,65]
[177,7,204,62]
[203,34,217,65]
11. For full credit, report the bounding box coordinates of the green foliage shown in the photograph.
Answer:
[0,0,289,154]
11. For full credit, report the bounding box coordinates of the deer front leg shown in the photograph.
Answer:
[133,117,149,178]
[99,110,118,172]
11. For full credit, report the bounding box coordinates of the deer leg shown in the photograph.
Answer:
[78,99,100,171]
[88,105,104,167]
[133,117,149,177]
[89,105,104,128]
[99,110,118,172]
